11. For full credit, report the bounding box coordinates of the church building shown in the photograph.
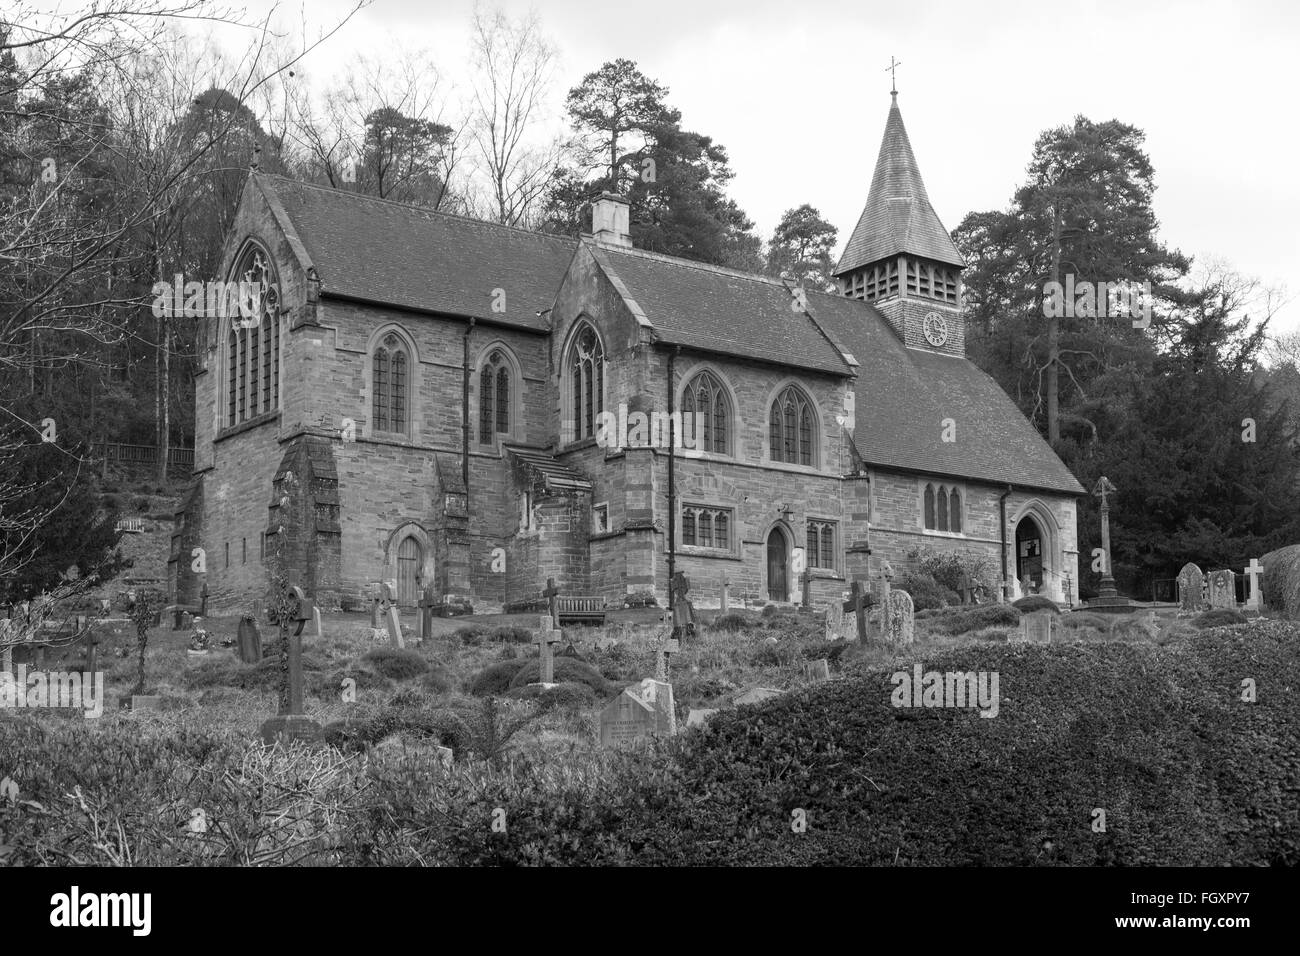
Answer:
[171,92,1084,613]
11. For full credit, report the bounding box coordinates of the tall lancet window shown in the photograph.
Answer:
[372,333,409,434]
[225,244,281,427]
[479,348,512,444]
[681,370,730,455]
[769,385,815,466]
[566,323,604,441]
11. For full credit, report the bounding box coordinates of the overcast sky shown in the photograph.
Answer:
[210,0,1299,331]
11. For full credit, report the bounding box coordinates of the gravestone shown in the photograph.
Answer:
[543,577,562,628]
[381,585,404,649]
[824,600,851,641]
[670,572,696,640]
[1176,563,1205,612]
[236,617,263,664]
[599,679,674,747]
[686,708,718,728]
[654,635,680,682]
[884,590,915,647]
[842,582,870,643]
[532,614,562,685]
[435,746,453,771]
[804,658,830,682]
[1244,558,1264,611]
[260,587,323,746]
[719,574,729,615]
[1207,570,1236,609]
[418,587,440,642]
[734,686,783,706]
[1020,609,1054,644]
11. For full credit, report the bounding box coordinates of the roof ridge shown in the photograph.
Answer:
[587,237,856,303]
[257,173,579,249]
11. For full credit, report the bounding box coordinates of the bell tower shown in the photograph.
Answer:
[834,86,966,356]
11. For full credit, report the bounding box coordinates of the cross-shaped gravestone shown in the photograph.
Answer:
[842,581,869,643]
[260,586,323,745]
[543,577,562,628]
[1242,556,1263,608]
[418,586,440,642]
[654,635,680,682]
[380,583,404,649]
[1244,558,1264,610]
[533,615,562,684]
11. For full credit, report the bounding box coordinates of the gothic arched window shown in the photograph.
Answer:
[769,385,815,466]
[923,483,964,533]
[681,369,731,455]
[225,244,281,426]
[373,333,409,434]
[567,323,604,441]
[479,349,513,444]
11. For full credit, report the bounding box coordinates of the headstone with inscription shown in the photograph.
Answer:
[1020,609,1054,644]
[885,589,915,647]
[1207,570,1236,609]
[1176,563,1205,612]
[686,708,718,728]
[599,679,675,747]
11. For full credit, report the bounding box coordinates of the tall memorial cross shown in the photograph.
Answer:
[1092,476,1119,595]
[533,615,563,684]
[842,581,869,643]
[380,583,404,648]
[1244,558,1264,610]
[543,577,562,628]
[418,586,441,642]
[654,635,681,682]
[260,585,323,745]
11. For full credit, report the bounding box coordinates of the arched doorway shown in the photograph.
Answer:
[767,527,789,602]
[396,535,423,607]
[1015,516,1044,595]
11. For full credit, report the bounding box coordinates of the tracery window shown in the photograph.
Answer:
[567,323,604,441]
[373,333,409,433]
[479,349,512,443]
[923,483,964,533]
[681,369,730,454]
[769,385,815,466]
[225,244,280,426]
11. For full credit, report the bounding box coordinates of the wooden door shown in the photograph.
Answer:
[767,529,788,602]
[397,536,422,607]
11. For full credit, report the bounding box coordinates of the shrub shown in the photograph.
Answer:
[135,497,150,512]
[751,641,798,666]
[923,603,1021,636]
[1012,595,1059,614]
[899,572,959,611]
[1193,608,1248,629]
[452,625,489,646]
[624,590,658,608]
[506,657,612,695]
[504,681,595,710]
[800,640,851,664]
[906,545,998,594]
[710,612,758,632]
[491,626,534,644]
[1261,545,1300,616]
[468,660,527,697]
[362,647,429,680]
[422,663,455,695]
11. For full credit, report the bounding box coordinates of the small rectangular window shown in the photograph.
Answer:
[593,503,609,534]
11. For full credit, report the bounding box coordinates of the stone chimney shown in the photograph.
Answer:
[591,192,631,248]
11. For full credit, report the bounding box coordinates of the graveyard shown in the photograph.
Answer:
[1,567,1296,866]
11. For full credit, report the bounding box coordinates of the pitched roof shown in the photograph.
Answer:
[588,242,856,376]
[504,445,593,493]
[834,94,965,275]
[809,298,1085,495]
[256,175,575,330]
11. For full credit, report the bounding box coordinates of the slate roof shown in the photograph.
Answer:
[504,445,593,492]
[588,243,856,375]
[253,171,1080,495]
[256,175,575,330]
[835,94,965,275]
[810,298,1085,495]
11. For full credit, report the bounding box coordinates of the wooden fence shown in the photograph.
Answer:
[94,442,194,473]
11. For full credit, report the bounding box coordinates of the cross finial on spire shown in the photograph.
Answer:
[885,56,902,95]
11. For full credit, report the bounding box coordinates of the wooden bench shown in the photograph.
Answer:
[556,595,606,626]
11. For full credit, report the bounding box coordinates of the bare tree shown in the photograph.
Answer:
[465,5,566,227]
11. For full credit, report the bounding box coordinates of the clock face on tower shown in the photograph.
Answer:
[923,312,949,347]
